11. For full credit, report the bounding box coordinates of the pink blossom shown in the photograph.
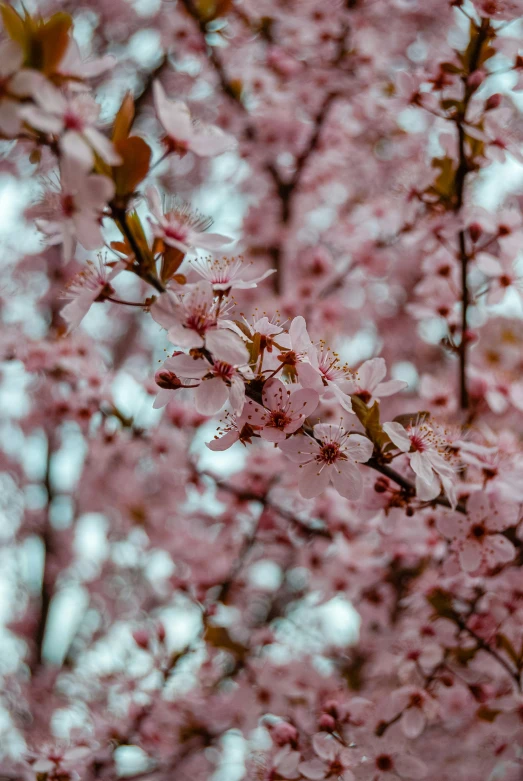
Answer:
[0,40,47,137]
[163,336,251,415]
[147,186,233,254]
[279,423,373,500]
[356,739,427,779]
[437,492,517,573]
[387,686,439,739]
[56,39,116,80]
[383,419,457,507]
[305,344,355,413]
[190,255,276,292]
[259,379,319,443]
[476,249,523,305]
[206,399,269,450]
[32,158,114,258]
[299,733,355,781]
[61,257,122,332]
[19,83,121,169]
[153,81,237,157]
[344,358,407,406]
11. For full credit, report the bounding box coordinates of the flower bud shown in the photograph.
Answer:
[155,370,183,390]
[318,713,336,732]
[132,629,150,649]
[271,721,298,747]
[485,93,502,111]
[467,70,485,89]
[468,222,482,243]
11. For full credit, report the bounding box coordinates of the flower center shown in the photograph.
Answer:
[471,523,486,540]
[320,442,341,465]
[409,434,426,452]
[212,361,235,380]
[268,410,291,429]
[376,754,393,771]
[63,110,84,131]
[61,194,76,217]
[165,222,188,242]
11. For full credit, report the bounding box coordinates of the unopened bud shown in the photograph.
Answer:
[155,370,183,390]
[271,721,298,747]
[485,93,502,110]
[467,70,485,90]
[132,629,150,649]
[318,714,336,732]
[468,222,482,243]
[374,477,389,493]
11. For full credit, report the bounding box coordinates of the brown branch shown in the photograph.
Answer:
[454,18,491,409]
[32,436,56,672]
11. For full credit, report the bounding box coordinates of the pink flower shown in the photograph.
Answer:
[163,335,251,415]
[279,423,373,500]
[150,282,246,361]
[299,733,355,781]
[152,355,200,409]
[382,419,457,507]
[476,249,523,305]
[20,83,121,169]
[357,739,427,779]
[344,358,407,406]
[437,492,517,573]
[147,187,233,254]
[190,255,276,292]
[387,686,439,739]
[153,81,237,157]
[32,158,114,258]
[60,257,122,332]
[259,379,319,443]
[56,38,116,80]
[305,344,355,413]
[277,316,324,389]
[0,40,43,136]
[206,399,269,450]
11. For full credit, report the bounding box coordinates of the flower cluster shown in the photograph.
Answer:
[2,3,523,781]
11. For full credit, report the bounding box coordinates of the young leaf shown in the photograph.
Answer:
[113,137,152,197]
[113,92,135,144]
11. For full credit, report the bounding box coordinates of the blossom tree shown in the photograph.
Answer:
[1,1,523,780]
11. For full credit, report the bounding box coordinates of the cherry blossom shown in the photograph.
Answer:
[386,686,439,739]
[162,337,251,415]
[190,255,276,292]
[305,343,355,412]
[147,187,233,254]
[20,83,121,169]
[383,419,457,507]
[259,378,319,443]
[60,257,122,332]
[344,358,407,406]
[299,733,355,781]
[153,81,237,157]
[206,399,268,450]
[279,424,374,500]
[32,159,114,258]
[437,492,518,572]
